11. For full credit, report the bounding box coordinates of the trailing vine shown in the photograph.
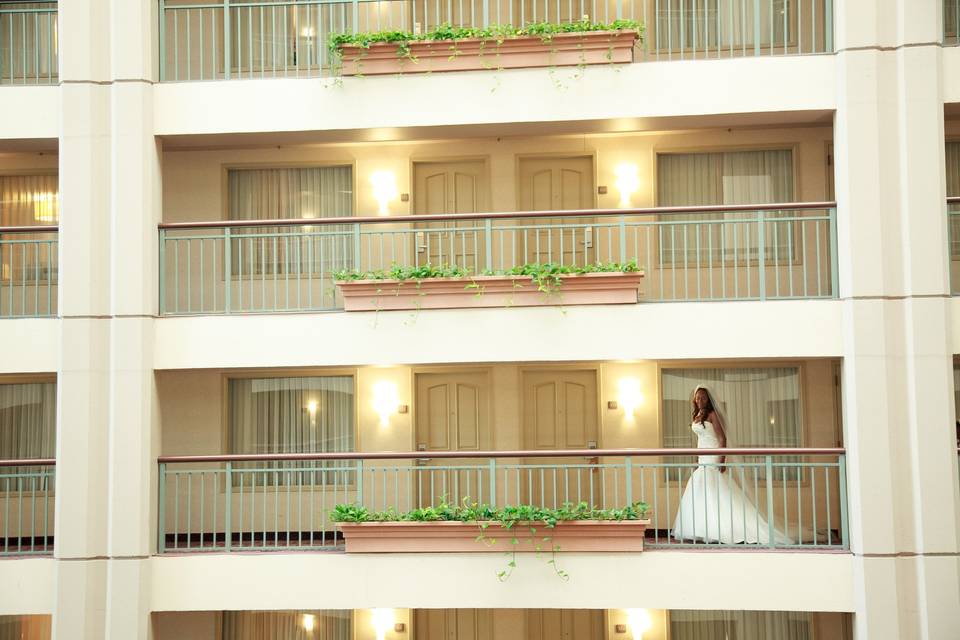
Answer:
[331,498,650,581]
[334,260,641,297]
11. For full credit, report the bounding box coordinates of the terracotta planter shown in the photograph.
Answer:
[337,30,639,76]
[337,520,650,553]
[336,271,643,311]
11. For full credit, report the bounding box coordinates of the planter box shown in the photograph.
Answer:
[337,30,639,76]
[336,272,643,311]
[337,520,650,553]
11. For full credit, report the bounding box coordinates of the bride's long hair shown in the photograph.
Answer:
[690,385,731,434]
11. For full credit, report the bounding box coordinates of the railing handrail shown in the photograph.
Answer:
[0,458,56,468]
[158,201,838,231]
[159,447,846,464]
[0,225,59,234]
[948,196,960,205]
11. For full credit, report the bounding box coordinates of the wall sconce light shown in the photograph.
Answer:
[371,609,395,640]
[614,163,640,208]
[370,171,399,215]
[626,609,652,639]
[306,399,318,416]
[301,613,316,632]
[372,381,401,426]
[617,378,643,417]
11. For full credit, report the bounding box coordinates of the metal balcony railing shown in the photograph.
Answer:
[158,447,848,553]
[0,1,58,85]
[0,225,58,318]
[158,0,835,82]
[0,457,55,556]
[946,0,959,45]
[159,202,838,314]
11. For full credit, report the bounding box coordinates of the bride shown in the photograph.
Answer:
[672,385,792,545]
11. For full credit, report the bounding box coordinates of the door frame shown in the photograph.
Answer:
[514,152,599,212]
[410,366,495,452]
[409,155,492,216]
[518,364,603,451]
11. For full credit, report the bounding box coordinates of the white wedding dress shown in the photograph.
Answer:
[672,421,793,545]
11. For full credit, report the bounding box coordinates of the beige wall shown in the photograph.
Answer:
[161,127,833,222]
[158,359,840,456]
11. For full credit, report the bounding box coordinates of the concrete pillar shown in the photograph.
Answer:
[834,1,960,637]
[53,1,161,638]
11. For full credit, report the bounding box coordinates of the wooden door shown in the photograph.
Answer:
[413,160,488,271]
[526,609,604,640]
[520,370,600,508]
[414,610,494,640]
[415,371,491,507]
[517,156,595,265]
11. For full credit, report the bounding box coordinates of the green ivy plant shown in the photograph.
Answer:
[328,18,643,77]
[331,498,650,581]
[334,260,641,297]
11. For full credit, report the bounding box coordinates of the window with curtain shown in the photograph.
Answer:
[661,366,803,478]
[228,376,355,485]
[0,382,56,460]
[657,149,795,266]
[653,0,794,54]
[947,142,960,259]
[0,174,59,284]
[670,610,811,640]
[221,610,351,640]
[227,166,354,277]
[0,381,56,490]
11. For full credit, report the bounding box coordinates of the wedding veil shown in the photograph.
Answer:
[691,384,733,445]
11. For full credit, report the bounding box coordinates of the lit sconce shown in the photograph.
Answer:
[306,399,318,416]
[301,25,317,38]
[372,381,401,426]
[371,608,395,640]
[370,171,399,215]
[614,163,640,208]
[301,613,316,632]
[626,609,652,639]
[617,378,644,417]
[31,192,58,223]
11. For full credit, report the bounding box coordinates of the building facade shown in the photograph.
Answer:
[0,0,959,638]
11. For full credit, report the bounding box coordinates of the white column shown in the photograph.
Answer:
[835,1,960,638]
[53,1,161,638]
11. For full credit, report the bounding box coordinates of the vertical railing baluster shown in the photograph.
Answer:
[224,462,233,551]
[158,463,166,553]
[765,455,775,548]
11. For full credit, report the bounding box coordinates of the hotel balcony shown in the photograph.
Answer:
[150,608,854,640]
[157,124,838,317]
[156,358,847,555]
[158,0,837,83]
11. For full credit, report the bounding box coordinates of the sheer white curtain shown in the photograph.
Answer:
[0,382,56,459]
[227,166,354,276]
[670,610,811,640]
[228,376,354,484]
[661,367,802,448]
[657,149,794,264]
[0,175,59,284]
[222,610,351,640]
